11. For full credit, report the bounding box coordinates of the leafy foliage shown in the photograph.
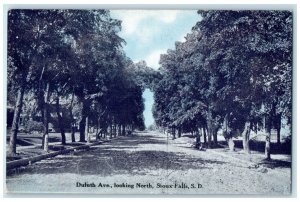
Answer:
[7,9,146,151]
[153,10,292,149]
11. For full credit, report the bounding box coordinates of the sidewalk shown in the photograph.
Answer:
[6,137,111,170]
[170,134,291,171]
[6,132,109,159]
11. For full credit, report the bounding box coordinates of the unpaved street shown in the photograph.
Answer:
[6,131,291,195]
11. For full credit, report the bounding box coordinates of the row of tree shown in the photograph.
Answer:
[8,9,145,155]
[153,10,292,159]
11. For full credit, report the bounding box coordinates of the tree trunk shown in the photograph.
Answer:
[172,127,176,139]
[79,99,88,142]
[276,113,282,144]
[242,121,251,154]
[228,137,235,152]
[129,125,133,135]
[42,83,50,152]
[69,91,76,142]
[207,107,213,148]
[43,133,49,152]
[277,127,281,144]
[213,129,218,146]
[265,130,271,160]
[96,118,100,141]
[199,128,202,146]
[103,127,107,138]
[178,127,182,138]
[86,116,90,143]
[110,124,113,139]
[118,124,121,136]
[71,126,76,142]
[224,115,235,152]
[56,96,66,145]
[79,116,86,142]
[195,128,200,149]
[100,128,103,138]
[265,117,271,160]
[203,127,207,144]
[9,85,26,156]
[125,125,128,136]
[122,125,126,136]
[113,124,117,138]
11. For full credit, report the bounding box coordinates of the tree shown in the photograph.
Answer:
[8,9,146,153]
[193,10,292,157]
[7,9,67,154]
[64,10,125,142]
[153,10,292,158]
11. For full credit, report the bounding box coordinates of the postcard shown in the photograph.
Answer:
[5,7,293,195]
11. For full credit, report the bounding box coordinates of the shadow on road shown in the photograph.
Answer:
[111,134,167,146]
[258,159,291,169]
[7,133,225,177]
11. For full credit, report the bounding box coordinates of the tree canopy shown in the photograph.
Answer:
[153,10,292,157]
[7,9,146,154]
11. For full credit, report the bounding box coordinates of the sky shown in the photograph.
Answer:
[110,10,200,127]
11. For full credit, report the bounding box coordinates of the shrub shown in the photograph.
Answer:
[25,120,44,133]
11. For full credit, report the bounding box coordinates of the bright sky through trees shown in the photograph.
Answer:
[111,10,200,127]
[142,89,154,127]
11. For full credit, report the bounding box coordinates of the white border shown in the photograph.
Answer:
[1,1,299,201]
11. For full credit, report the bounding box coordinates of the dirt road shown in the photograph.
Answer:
[6,131,291,195]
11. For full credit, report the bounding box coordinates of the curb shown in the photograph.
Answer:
[6,140,110,170]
